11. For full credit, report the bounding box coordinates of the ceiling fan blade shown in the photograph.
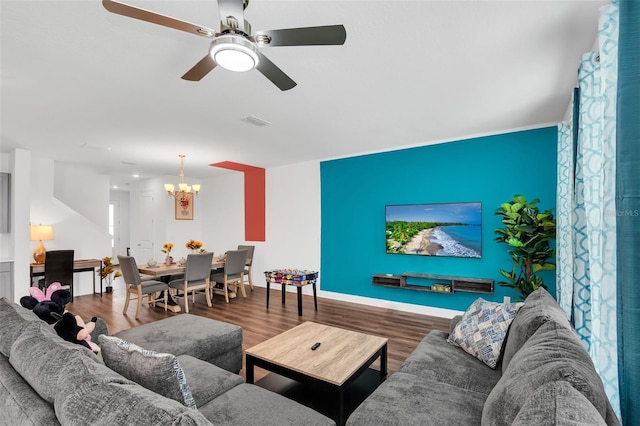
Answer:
[255,52,297,91]
[102,0,217,38]
[181,55,217,81]
[217,0,246,32]
[254,25,346,47]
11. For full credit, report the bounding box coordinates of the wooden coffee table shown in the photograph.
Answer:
[245,321,388,426]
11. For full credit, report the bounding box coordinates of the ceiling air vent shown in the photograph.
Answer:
[242,115,271,127]
[80,143,111,151]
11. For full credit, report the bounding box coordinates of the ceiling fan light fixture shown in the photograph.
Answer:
[210,35,259,72]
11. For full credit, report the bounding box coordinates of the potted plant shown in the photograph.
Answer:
[98,256,122,293]
[494,194,556,300]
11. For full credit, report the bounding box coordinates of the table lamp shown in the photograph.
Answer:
[30,224,54,264]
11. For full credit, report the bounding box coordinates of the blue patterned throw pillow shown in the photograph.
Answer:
[98,335,196,408]
[447,298,523,369]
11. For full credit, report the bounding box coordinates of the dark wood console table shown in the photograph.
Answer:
[30,258,103,299]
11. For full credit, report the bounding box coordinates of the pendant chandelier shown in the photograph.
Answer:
[164,154,200,197]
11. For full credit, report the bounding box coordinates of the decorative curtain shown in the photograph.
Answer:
[616,0,640,423]
[556,122,574,317]
[556,1,620,417]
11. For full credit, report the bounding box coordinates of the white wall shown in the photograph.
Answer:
[55,163,109,227]
[196,162,320,297]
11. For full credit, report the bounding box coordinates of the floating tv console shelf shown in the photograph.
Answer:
[372,273,494,294]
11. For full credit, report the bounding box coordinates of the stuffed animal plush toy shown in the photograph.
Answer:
[20,283,72,324]
[52,312,101,353]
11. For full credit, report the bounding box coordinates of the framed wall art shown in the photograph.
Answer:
[175,192,194,220]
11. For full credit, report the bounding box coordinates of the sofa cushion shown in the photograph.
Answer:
[98,335,196,408]
[9,321,103,404]
[114,314,243,372]
[41,336,211,425]
[399,330,502,395]
[198,383,335,426]
[501,287,571,372]
[0,354,60,426]
[345,372,486,426]
[0,297,41,357]
[447,298,523,368]
[482,321,609,426]
[511,381,606,426]
[176,354,244,407]
[55,381,212,426]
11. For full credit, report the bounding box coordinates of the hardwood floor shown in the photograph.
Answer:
[70,284,451,381]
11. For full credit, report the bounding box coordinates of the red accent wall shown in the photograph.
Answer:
[210,161,265,241]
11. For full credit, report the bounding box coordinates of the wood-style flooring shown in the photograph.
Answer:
[70,283,451,381]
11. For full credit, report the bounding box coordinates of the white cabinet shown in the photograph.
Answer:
[0,262,13,300]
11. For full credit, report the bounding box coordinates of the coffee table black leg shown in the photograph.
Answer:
[245,355,255,384]
[380,344,388,381]
[337,387,346,426]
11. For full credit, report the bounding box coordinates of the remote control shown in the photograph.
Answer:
[311,342,321,350]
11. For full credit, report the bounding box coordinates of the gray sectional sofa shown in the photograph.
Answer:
[346,288,621,426]
[0,297,334,426]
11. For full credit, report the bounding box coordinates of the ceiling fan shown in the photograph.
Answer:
[102,0,347,91]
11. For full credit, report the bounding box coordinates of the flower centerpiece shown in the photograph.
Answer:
[185,239,203,254]
[161,242,174,265]
[98,256,122,293]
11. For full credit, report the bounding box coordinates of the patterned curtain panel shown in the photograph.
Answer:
[556,122,574,318]
[556,2,620,417]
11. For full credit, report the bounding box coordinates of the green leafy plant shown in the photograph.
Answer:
[494,194,556,300]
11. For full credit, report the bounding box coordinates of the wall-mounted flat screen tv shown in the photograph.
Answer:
[385,202,482,258]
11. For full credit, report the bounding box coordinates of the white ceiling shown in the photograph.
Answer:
[1,0,605,190]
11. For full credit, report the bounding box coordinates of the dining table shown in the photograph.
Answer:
[137,255,227,312]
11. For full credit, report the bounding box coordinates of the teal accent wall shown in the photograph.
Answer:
[320,127,558,311]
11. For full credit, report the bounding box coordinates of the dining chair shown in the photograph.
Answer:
[117,255,168,319]
[237,244,255,291]
[211,250,247,303]
[168,252,214,313]
[40,250,75,301]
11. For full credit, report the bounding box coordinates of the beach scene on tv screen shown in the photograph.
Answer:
[385,202,482,258]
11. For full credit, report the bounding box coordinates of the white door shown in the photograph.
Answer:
[138,192,154,262]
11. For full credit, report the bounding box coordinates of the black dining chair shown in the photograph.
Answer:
[40,250,75,301]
